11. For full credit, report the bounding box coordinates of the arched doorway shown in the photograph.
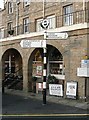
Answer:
[28,45,65,93]
[28,48,43,92]
[2,48,23,92]
[47,45,65,77]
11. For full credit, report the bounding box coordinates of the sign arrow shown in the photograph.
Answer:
[46,32,68,39]
[20,40,46,48]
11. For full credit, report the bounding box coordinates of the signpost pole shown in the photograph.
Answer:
[43,42,47,105]
[42,0,47,105]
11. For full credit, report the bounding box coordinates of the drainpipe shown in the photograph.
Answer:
[16,2,19,35]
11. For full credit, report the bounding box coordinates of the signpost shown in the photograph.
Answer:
[46,32,68,39]
[20,31,68,105]
[20,12,68,104]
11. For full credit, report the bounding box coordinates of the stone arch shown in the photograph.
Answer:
[2,48,23,91]
[47,44,64,74]
[28,48,43,92]
[28,43,65,92]
[1,45,24,61]
[47,41,65,55]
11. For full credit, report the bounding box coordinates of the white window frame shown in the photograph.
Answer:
[36,15,55,32]
[36,18,44,32]
[47,15,55,29]
[63,5,73,26]
[23,18,29,33]
[1,29,4,39]
[8,2,13,14]
[0,28,4,39]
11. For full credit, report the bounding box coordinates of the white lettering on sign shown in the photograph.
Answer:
[20,40,46,48]
[46,32,68,39]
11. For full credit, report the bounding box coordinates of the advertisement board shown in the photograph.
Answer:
[77,67,89,77]
[36,65,42,76]
[49,84,63,96]
[66,81,77,99]
[32,63,43,77]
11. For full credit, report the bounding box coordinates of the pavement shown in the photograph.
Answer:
[4,88,89,110]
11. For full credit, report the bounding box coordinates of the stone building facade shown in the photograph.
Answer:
[0,0,89,101]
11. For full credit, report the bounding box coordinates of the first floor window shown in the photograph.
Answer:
[47,15,55,29]
[23,17,29,33]
[63,5,73,26]
[8,2,13,14]
[7,22,14,35]
[36,15,56,32]
[0,29,4,39]
[36,18,44,32]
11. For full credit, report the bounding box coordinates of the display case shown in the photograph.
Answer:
[49,61,65,75]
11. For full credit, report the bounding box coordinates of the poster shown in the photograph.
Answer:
[49,84,63,96]
[36,65,42,76]
[66,81,77,99]
[32,63,43,77]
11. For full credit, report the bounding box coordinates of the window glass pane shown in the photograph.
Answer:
[0,29,4,39]
[23,18,29,33]
[63,5,73,26]
[36,19,44,32]
[47,15,55,29]
[48,18,52,29]
[8,2,13,14]
[25,26,28,32]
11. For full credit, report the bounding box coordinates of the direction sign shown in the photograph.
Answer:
[20,40,46,48]
[40,19,49,29]
[46,32,68,39]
